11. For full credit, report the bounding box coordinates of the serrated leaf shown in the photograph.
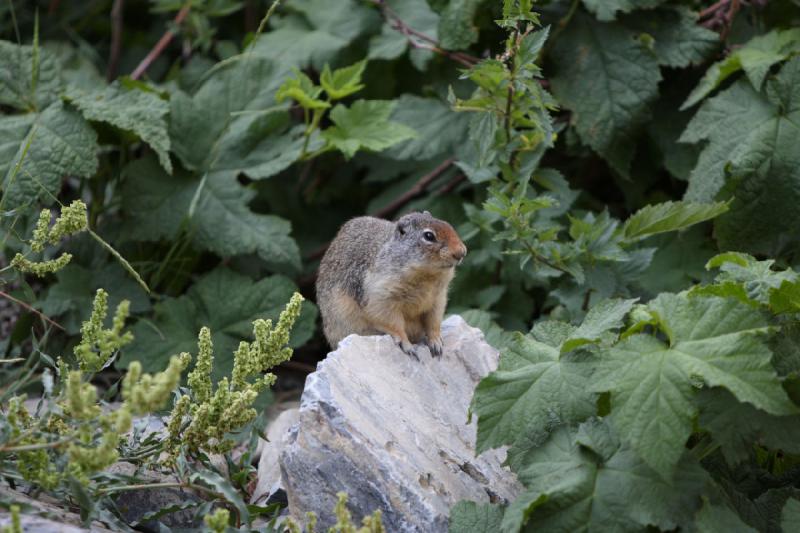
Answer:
[0,40,62,111]
[448,501,504,533]
[169,55,301,181]
[120,267,317,379]
[681,58,800,254]
[593,293,797,479]
[1,101,98,206]
[683,28,800,109]
[622,200,728,242]
[770,281,800,314]
[438,0,481,50]
[694,499,757,533]
[550,12,661,176]
[320,60,366,100]
[561,298,638,352]
[503,421,706,532]
[67,80,172,174]
[698,388,800,465]
[621,7,717,68]
[581,0,665,21]
[385,95,471,160]
[472,333,596,453]
[276,70,329,110]
[704,252,797,305]
[121,155,301,272]
[251,0,378,69]
[322,100,416,159]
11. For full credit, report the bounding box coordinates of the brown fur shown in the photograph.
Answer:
[316,212,466,358]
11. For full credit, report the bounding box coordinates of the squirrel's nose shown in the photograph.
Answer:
[452,244,467,262]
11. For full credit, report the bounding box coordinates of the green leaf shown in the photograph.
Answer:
[276,70,329,110]
[66,80,172,174]
[770,281,800,314]
[169,55,300,181]
[189,469,249,526]
[460,310,515,351]
[121,156,301,273]
[581,0,665,22]
[705,252,797,305]
[438,0,481,50]
[681,58,800,254]
[698,388,800,465]
[503,421,706,532]
[120,267,317,378]
[622,200,729,242]
[593,293,797,479]
[0,40,62,111]
[682,28,800,109]
[561,298,638,353]
[782,498,800,533]
[320,60,366,100]
[1,101,98,206]
[550,12,661,176]
[620,7,718,68]
[322,100,416,159]
[694,499,757,533]
[251,0,378,69]
[448,501,504,533]
[385,95,471,160]
[472,332,596,453]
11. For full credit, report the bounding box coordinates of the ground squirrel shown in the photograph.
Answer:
[316,211,467,358]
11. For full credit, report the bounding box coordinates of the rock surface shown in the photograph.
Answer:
[0,485,115,532]
[251,405,300,505]
[280,315,520,532]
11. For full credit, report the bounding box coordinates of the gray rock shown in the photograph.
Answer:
[251,405,300,505]
[280,315,520,532]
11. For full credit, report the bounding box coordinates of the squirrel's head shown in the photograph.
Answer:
[394,211,467,269]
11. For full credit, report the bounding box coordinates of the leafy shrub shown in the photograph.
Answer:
[1,0,800,530]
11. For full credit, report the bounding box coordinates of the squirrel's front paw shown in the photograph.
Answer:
[426,337,443,357]
[395,338,420,360]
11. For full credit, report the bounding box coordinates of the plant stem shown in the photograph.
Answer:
[0,439,71,453]
[130,2,192,80]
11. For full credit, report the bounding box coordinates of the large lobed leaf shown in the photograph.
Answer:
[581,0,665,21]
[121,156,301,273]
[593,293,797,479]
[120,267,317,380]
[500,420,707,532]
[472,331,596,454]
[0,41,62,111]
[680,58,800,254]
[550,11,660,176]
[0,101,98,206]
[67,80,172,174]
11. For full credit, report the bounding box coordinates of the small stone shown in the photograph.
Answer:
[280,315,520,532]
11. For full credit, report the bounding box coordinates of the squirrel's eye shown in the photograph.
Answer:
[423,230,436,242]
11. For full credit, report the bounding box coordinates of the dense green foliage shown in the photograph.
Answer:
[2,0,800,530]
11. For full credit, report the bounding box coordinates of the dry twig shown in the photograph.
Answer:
[130,3,191,80]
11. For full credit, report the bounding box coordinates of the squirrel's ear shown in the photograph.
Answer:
[396,219,408,236]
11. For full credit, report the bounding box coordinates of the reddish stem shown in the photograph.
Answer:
[130,3,191,80]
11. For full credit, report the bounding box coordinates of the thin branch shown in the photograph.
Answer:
[371,158,455,219]
[436,173,466,196]
[107,0,124,81]
[0,290,64,331]
[304,158,455,261]
[368,0,480,68]
[699,0,728,19]
[130,3,191,80]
